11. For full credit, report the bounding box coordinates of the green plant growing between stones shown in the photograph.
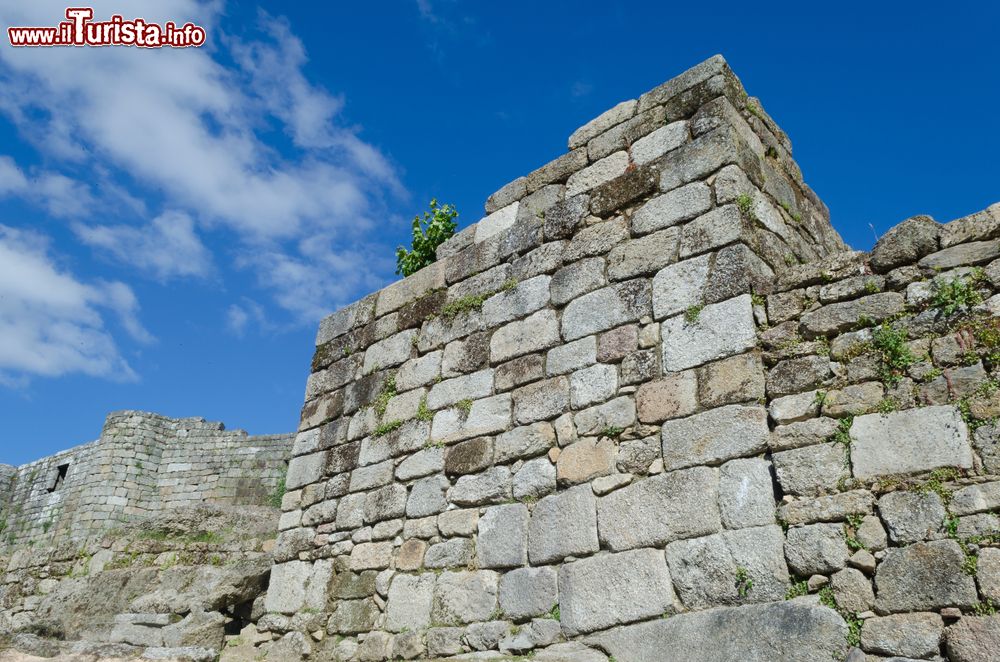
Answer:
[269,466,287,509]
[547,605,560,621]
[785,580,809,600]
[456,399,473,415]
[373,420,403,438]
[683,305,704,324]
[395,199,458,277]
[930,273,984,317]
[735,194,756,222]
[973,598,997,616]
[416,396,433,422]
[438,279,519,321]
[734,567,753,598]
[373,374,397,418]
[875,397,898,415]
[870,323,916,386]
[599,426,625,439]
[863,279,881,294]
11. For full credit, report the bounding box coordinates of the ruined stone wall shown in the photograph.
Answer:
[257,56,905,662]
[0,411,293,549]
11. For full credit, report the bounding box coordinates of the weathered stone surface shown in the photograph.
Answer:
[328,598,380,634]
[351,542,394,571]
[877,491,946,544]
[661,294,757,371]
[697,352,764,409]
[830,568,875,613]
[861,612,943,659]
[597,324,639,362]
[575,396,636,436]
[977,547,1000,603]
[528,485,599,564]
[771,417,840,451]
[799,293,906,338]
[546,336,597,376]
[448,466,512,506]
[437,508,478,537]
[495,354,546,392]
[431,393,512,443]
[499,567,558,620]
[767,355,832,398]
[620,348,659,385]
[396,446,444,481]
[850,406,973,479]
[822,382,885,417]
[476,201,520,243]
[919,239,1000,270]
[286,451,327,490]
[665,525,790,608]
[869,215,941,272]
[607,228,680,281]
[542,194,589,241]
[784,523,850,576]
[425,626,465,657]
[444,436,494,476]
[482,275,552,328]
[768,390,822,425]
[569,363,617,408]
[432,571,500,625]
[779,490,875,526]
[569,99,637,149]
[429,370,494,411]
[950,480,1000,516]
[513,376,570,424]
[597,467,720,551]
[590,163,660,217]
[631,182,712,235]
[773,443,848,496]
[495,422,556,463]
[491,309,561,363]
[660,404,769,470]
[946,614,1000,662]
[875,540,979,613]
[385,573,435,632]
[718,458,775,528]
[631,121,689,165]
[265,561,311,614]
[364,483,408,523]
[424,537,475,569]
[478,504,529,569]
[396,539,427,571]
[566,151,629,197]
[589,600,847,662]
[636,371,698,423]
[407,475,449,518]
[562,279,652,341]
[557,438,615,485]
[513,457,557,499]
[559,548,678,635]
[651,254,711,319]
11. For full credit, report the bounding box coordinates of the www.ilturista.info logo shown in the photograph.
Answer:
[7,7,206,48]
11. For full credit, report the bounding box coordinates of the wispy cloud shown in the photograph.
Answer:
[0,0,404,315]
[0,225,150,384]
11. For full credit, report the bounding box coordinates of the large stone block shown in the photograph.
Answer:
[264,562,312,614]
[773,443,848,496]
[550,258,607,307]
[636,371,698,423]
[431,571,500,625]
[875,540,979,613]
[784,523,850,576]
[491,309,561,363]
[478,504,529,569]
[562,280,652,341]
[427,369,494,410]
[661,294,757,371]
[665,525,790,609]
[495,422,556,463]
[546,336,597,376]
[945,614,1000,662]
[528,485,599,564]
[660,404,769,470]
[448,466,512,506]
[589,600,847,662]
[499,566,558,620]
[607,228,680,281]
[362,329,418,374]
[850,406,973,479]
[385,573,435,633]
[596,468,721,551]
[877,490,946,544]
[431,394,513,443]
[631,182,712,235]
[559,548,677,636]
[718,457,775,528]
[513,376,570,424]
[286,451,327,490]
[556,437,615,485]
[860,612,944,659]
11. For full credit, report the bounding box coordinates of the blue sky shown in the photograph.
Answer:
[0,1,997,466]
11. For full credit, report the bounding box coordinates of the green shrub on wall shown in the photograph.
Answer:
[395,199,458,277]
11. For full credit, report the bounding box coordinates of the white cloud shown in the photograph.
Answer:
[74,211,213,281]
[0,156,28,195]
[0,0,405,322]
[0,225,150,382]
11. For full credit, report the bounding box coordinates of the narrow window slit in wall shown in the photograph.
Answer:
[47,463,69,493]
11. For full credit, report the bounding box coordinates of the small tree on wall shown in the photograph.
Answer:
[395,199,458,277]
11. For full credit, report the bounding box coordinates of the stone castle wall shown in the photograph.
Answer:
[0,411,293,548]
[251,56,994,661]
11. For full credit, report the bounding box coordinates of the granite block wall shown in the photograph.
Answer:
[0,411,293,548]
